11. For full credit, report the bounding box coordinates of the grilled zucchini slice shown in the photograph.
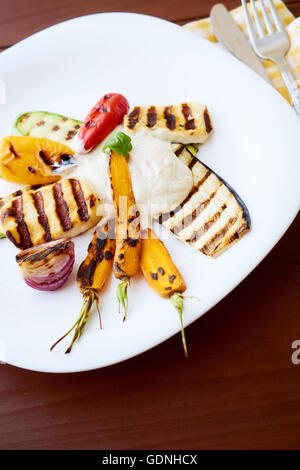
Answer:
[13,111,82,148]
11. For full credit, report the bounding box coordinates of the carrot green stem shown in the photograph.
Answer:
[116,276,130,322]
[50,289,100,354]
[171,293,188,359]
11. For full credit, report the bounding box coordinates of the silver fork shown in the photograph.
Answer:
[241,0,300,116]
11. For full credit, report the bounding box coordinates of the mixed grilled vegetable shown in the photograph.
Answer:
[0,91,251,357]
[0,136,75,185]
[140,228,190,357]
[51,222,115,353]
[0,177,101,249]
[16,239,75,291]
[76,93,129,152]
[106,132,141,320]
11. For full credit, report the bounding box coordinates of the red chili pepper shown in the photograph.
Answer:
[77,93,129,152]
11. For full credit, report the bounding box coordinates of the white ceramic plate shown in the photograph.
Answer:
[0,13,299,373]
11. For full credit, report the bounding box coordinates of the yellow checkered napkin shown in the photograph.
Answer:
[184,0,300,105]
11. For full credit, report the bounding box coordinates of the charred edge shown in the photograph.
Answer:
[52,183,73,232]
[69,179,89,222]
[146,106,157,128]
[104,250,113,260]
[127,107,140,130]
[164,106,176,130]
[113,261,125,274]
[31,191,52,242]
[0,189,23,209]
[30,185,43,191]
[6,230,19,247]
[89,194,96,208]
[188,158,197,170]
[204,109,213,134]
[125,237,139,247]
[9,144,19,158]
[172,188,220,235]
[8,197,33,249]
[39,150,54,167]
[186,205,227,243]
[157,204,182,224]
[16,241,70,264]
[174,145,185,157]
[201,217,238,256]
[77,237,107,288]
[182,103,195,130]
[66,130,77,140]
[19,113,29,123]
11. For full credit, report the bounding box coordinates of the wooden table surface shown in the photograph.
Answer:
[0,0,299,450]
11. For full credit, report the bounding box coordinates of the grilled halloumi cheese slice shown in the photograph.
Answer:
[124,103,213,144]
[0,178,101,249]
[158,145,250,257]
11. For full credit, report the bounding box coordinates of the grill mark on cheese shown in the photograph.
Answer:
[146,106,157,128]
[69,178,89,222]
[164,106,176,130]
[2,196,33,249]
[52,182,73,232]
[31,191,52,242]
[182,103,196,130]
[127,107,140,130]
[204,110,213,134]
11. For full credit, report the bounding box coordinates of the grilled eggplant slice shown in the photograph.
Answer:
[13,111,82,148]
[124,102,213,144]
[0,178,101,249]
[158,145,250,257]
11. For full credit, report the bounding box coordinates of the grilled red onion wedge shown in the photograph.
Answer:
[16,239,75,291]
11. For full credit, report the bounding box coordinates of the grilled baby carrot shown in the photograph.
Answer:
[140,228,191,358]
[104,132,141,320]
[51,221,115,353]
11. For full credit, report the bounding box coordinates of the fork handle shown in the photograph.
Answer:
[275,56,300,117]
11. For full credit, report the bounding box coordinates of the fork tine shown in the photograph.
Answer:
[268,0,284,31]
[250,0,265,37]
[241,0,258,43]
[259,0,273,34]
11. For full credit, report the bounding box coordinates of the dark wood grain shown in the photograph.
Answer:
[0,0,299,47]
[0,0,299,451]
